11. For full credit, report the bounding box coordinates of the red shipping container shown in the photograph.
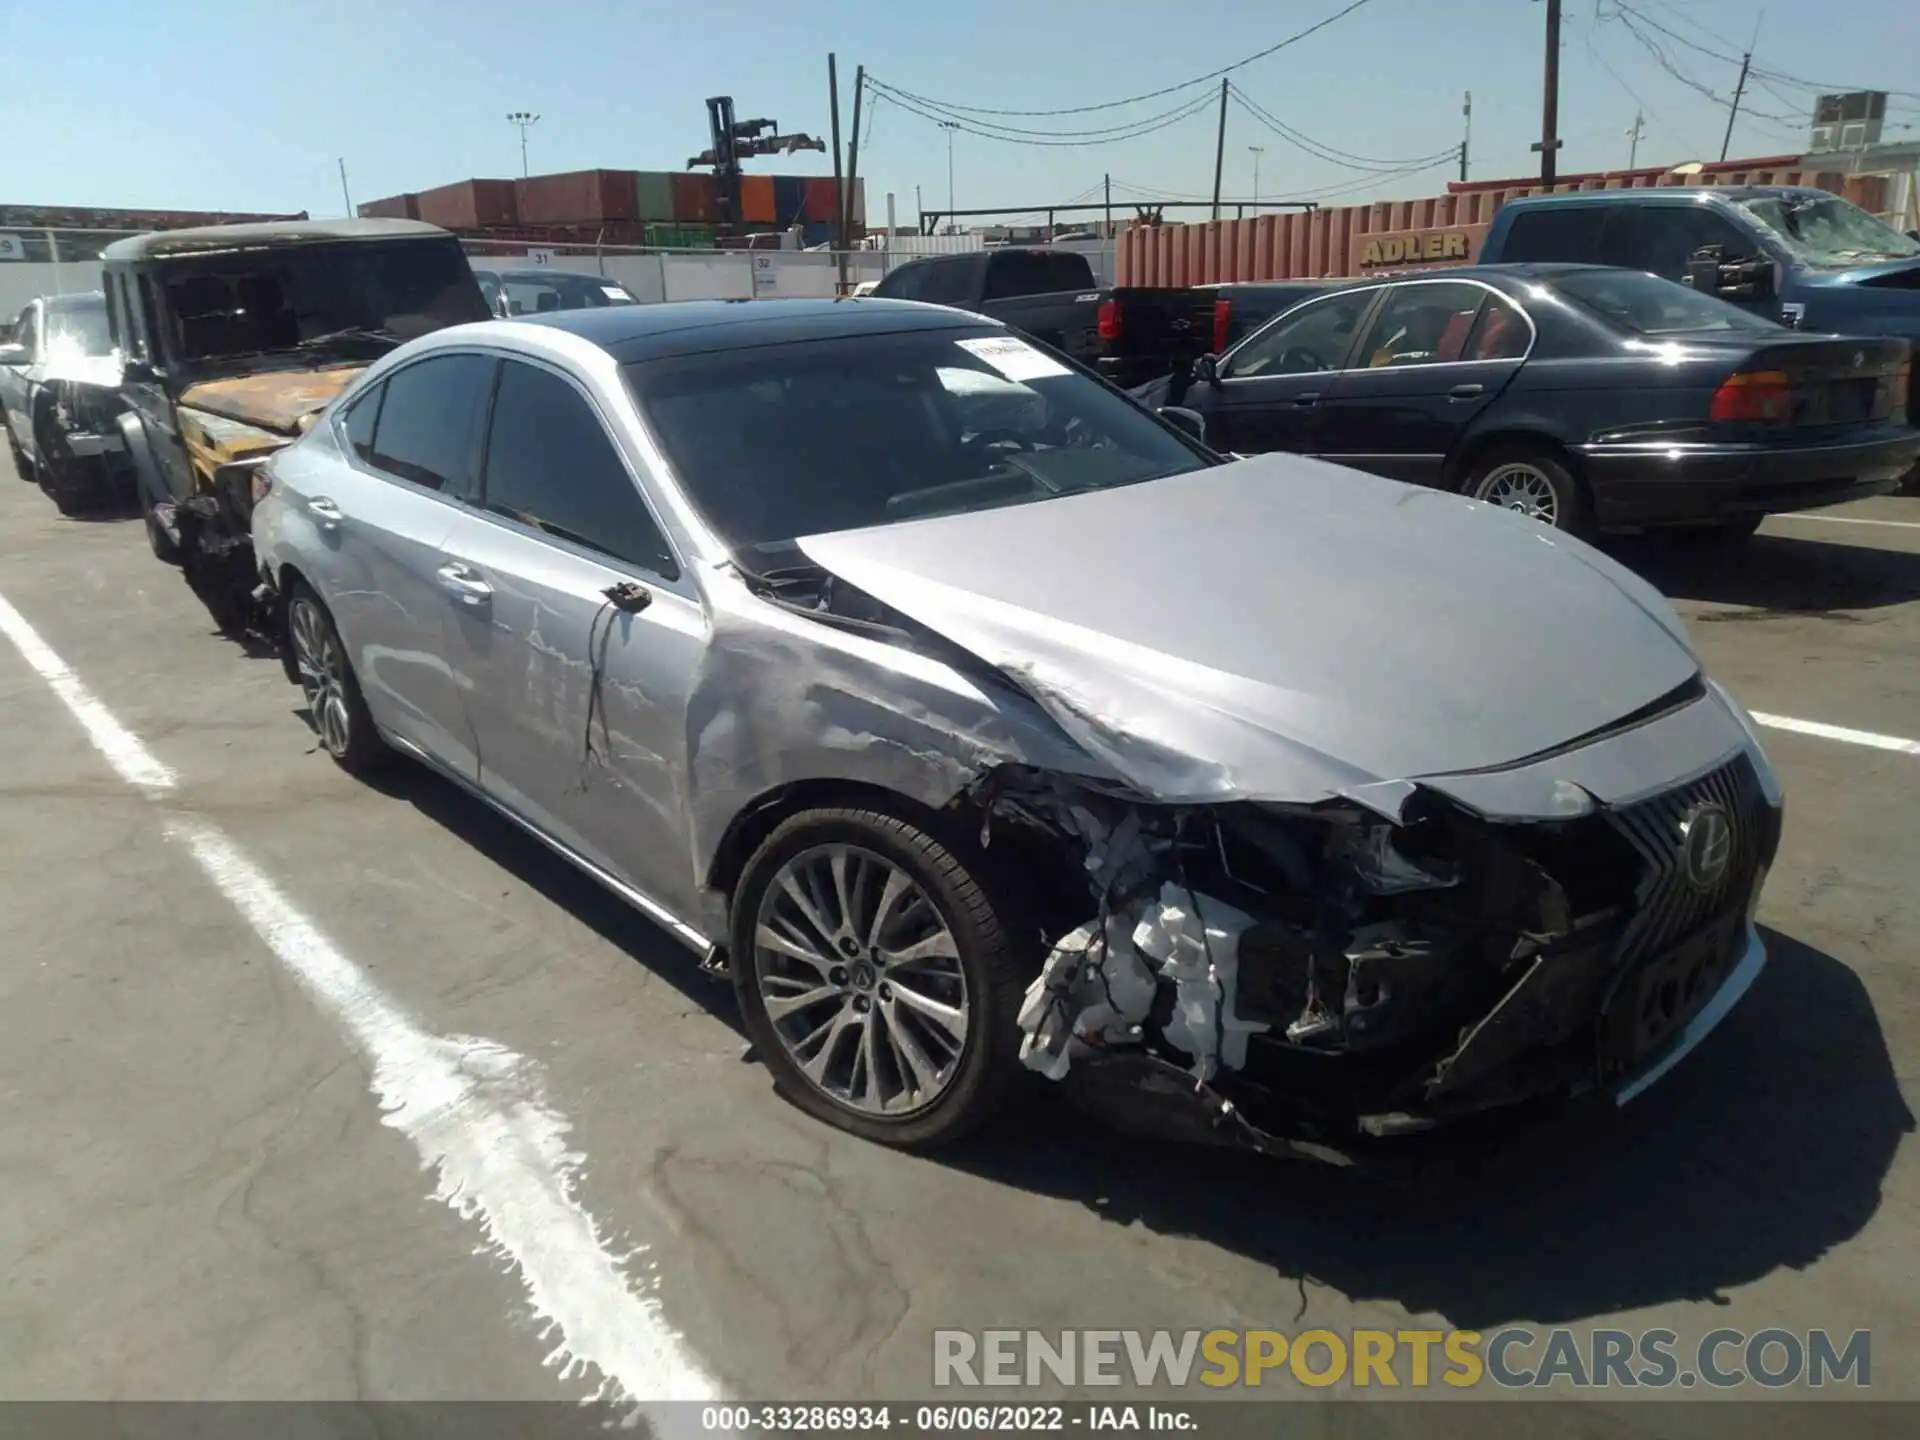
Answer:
[801,177,840,224]
[740,174,776,224]
[417,179,517,231]
[514,169,639,226]
[670,172,718,224]
[358,193,420,220]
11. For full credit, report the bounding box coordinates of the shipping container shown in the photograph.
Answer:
[635,171,675,221]
[417,178,517,231]
[802,177,839,224]
[801,221,836,249]
[740,174,776,225]
[514,168,639,226]
[773,175,809,228]
[647,222,716,249]
[357,193,421,221]
[669,171,718,224]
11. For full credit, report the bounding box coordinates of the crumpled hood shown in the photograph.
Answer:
[796,455,1700,805]
[178,367,364,438]
[41,353,124,388]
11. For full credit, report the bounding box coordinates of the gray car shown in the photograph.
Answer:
[250,298,1785,1161]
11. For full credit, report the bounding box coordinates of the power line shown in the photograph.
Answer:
[1608,2,1920,101]
[867,79,1226,140]
[1228,85,1458,170]
[868,0,1379,118]
[874,85,1222,147]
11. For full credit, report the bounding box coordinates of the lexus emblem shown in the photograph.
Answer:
[1679,803,1733,893]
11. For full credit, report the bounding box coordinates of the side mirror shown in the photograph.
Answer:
[120,358,157,384]
[0,343,27,366]
[1685,248,1774,301]
[1193,352,1221,387]
[1158,405,1207,444]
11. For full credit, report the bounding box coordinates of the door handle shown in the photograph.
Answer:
[306,496,344,529]
[435,562,493,606]
[1448,383,1485,400]
[1291,392,1322,408]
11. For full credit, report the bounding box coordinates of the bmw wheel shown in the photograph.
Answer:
[1467,445,1587,534]
[286,583,389,776]
[730,807,1026,1148]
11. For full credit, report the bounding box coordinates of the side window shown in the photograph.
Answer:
[1225,290,1376,378]
[1354,282,1487,368]
[1497,207,1604,263]
[981,252,1094,301]
[1462,294,1531,361]
[367,353,494,494]
[873,264,923,301]
[481,360,677,577]
[1620,207,1758,280]
[342,382,384,463]
[19,305,40,361]
[916,260,975,307]
[135,276,165,365]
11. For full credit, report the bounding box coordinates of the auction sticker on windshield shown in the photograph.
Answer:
[957,335,1071,382]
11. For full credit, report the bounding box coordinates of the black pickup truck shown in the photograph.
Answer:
[869,247,1214,390]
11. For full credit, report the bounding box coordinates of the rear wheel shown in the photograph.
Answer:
[730,806,1026,1149]
[4,417,28,482]
[140,483,181,564]
[1465,444,1588,534]
[286,583,390,776]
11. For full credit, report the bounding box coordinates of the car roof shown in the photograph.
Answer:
[103,217,451,263]
[523,297,991,362]
[1498,185,1824,211]
[44,290,106,309]
[484,268,630,286]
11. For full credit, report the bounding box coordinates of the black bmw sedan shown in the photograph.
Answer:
[1167,263,1918,536]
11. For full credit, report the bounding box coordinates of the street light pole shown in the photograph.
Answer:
[506,111,540,178]
[939,120,958,231]
[1247,146,1263,212]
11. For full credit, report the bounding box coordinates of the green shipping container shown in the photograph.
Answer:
[645,222,716,249]
[635,171,676,221]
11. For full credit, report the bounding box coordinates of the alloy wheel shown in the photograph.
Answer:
[1476,462,1561,526]
[288,597,352,757]
[752,843,970,1117]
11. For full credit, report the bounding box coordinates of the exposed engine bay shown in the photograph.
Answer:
[966,761,1774,1165]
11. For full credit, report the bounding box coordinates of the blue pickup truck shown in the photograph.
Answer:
[1478,186,1920,347]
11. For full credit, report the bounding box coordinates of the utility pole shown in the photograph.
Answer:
[1103,173,1112,239]
[337,158,353,216]
[828,55,846,291]
[1720,51,1753,161]
[845,65,865,259]
[1535,0,1562,187]
[1461,91,1472,182]
[915,183,923,234]
[1248,146,1263,212]
[939,120,959,229]
[506,111,540,178]
[1627,109,1646,169]
[1210,77,1230,219]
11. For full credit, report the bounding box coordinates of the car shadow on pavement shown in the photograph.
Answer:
[940,925,1912,1330]
[1607,531,1920,615]
[361,760,744,1030]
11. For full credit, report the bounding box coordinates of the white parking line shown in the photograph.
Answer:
[0,588,721,1416]
[1770,514,1920,531]
[1753,712,1920,757]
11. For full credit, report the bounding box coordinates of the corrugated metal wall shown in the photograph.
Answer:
[1116,167,1893,286]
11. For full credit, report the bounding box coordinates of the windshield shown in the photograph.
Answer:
[160,237,489,365]
[495,272,637,315]
[625,327,1210,565]
[1736,193,1920,268]
[43,295,113,358]
[1548,268,1780,337]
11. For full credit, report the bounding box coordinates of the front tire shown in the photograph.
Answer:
[140,483,181,564]
[285,583,390,776]
[1465,444,1588,534]
[730,806,1026,1149]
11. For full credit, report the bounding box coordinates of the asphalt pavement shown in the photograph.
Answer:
[0,459,1915,1428]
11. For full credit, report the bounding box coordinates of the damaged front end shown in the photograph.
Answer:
[985,756,1780,1165]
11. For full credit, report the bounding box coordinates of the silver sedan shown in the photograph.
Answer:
[251,299,1785,1160]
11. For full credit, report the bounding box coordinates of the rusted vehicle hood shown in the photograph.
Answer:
[178,367,364,439]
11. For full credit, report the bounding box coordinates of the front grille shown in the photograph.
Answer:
[1604,753,1772,965]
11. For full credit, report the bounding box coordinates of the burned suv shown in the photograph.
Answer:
[102,219,490,632]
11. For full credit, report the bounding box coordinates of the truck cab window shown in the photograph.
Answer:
[1621,207,1759,280]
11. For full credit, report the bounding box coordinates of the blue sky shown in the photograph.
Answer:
[4,0,1916,227]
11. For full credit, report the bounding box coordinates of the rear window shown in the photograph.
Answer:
[1549,269,1780,337]
[982,251,1096,301]
[1499,208,1609,264]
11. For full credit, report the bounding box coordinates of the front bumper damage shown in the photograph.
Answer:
[162,457,277,637]
[986,732,1783,1168]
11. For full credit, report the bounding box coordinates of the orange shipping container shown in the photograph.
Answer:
[741,174,776,224]
[802,177,840,223]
